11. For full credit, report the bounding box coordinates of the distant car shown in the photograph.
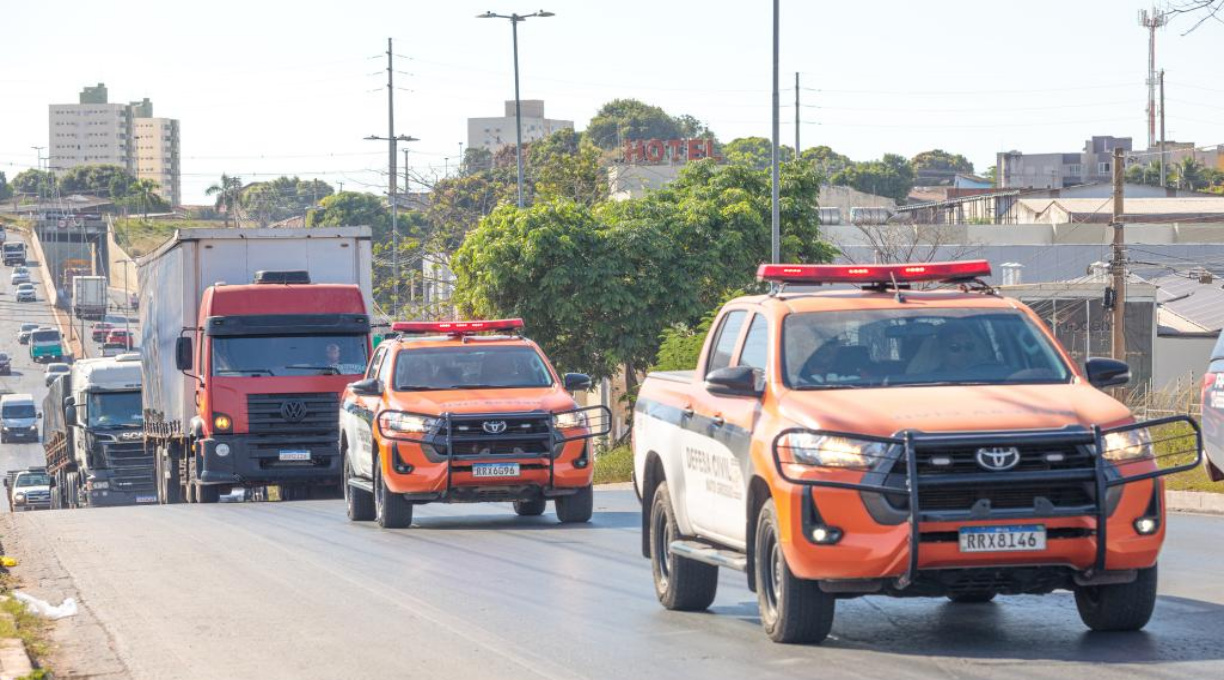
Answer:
[43,363,70,387]
[17,323,38,345]
[102,329,134,355]
[90,322,116,342]
[9,270,30,285]
[15,283,35,302]
[0,353,10,376]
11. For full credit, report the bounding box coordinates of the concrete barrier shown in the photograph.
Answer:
[24,229,86,360]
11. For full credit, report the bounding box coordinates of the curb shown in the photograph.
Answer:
[0,614,33,680]
[1167,490,1224,515]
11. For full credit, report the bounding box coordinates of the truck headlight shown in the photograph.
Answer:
[779,432,889,470]
[13,493,25,502]
[378,411,437,438]
[554,410,587,430]
[91,481,110,490]
[1102,428,1153,462]
[213,413,233,432]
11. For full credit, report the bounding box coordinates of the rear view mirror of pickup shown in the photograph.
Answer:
[704,366,762,398]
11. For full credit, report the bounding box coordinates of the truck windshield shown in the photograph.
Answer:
[783,309,1072,389]
[31,330,61,343]
[393,346,553,390]
[2,404,36,419]
[87,392,144,428]
[16,473,50,487]
[212,335,368,377]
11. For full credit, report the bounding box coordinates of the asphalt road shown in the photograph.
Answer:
[7,493,1224,680]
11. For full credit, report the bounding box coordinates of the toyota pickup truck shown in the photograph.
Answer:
[633,260,1202,644]
[339,319,610,528]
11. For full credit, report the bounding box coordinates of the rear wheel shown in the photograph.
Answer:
[513,498,547,516]
[344,451,375,522]
[755,499,835,644]
[649,482,718,611]
[196,483,220,504]
[373,455,412,529]
[158,445,183,505]
[1075,564,1158,632]
[555,484,594,524]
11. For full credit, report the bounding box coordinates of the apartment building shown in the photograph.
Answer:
[467,100,573,154]
[997,135,1132,189]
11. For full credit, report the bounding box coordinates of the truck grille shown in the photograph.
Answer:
[432,414,553,457]
[247,393,339,435]
[104,441,156,492]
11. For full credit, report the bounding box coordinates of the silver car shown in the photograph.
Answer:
[10,270,30,285]
[15,283,35,302]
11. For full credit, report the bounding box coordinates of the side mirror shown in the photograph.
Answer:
[563,373,592,393]
[175,336,193,372]
[705,366,764,398]
[1085,357,1130,389]
[37,412,43,419]
[349,378,383,397]
[65,403,77,424]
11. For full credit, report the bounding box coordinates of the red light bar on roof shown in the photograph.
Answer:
[391,318,524,335]
[757,260,992,285]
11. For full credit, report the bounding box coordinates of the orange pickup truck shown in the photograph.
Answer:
[339,319,610,528]
[633,260,1203,644]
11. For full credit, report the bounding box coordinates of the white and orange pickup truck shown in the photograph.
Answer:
[633,260,1203,644]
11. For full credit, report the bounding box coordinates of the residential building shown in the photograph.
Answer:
[1133,142,1224,172]
[997,135,1132,189]
[466,100,572,154]
[49,84,181,206]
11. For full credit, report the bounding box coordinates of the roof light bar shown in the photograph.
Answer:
[757,260,992,285]
[391,318,525,335]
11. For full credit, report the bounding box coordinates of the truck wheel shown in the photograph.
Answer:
[345,452,375,522]
[650,482,718,611]
[373,455,412,529]
[158,446,183,504]
[755,498,835,644]
[196,484,220,504]
[555,485,594,524]
[1075,564,1158,632]
[947,591,996,604]
[513,498,547,516]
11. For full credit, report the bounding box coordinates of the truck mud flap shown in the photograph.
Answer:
[772,416,1202,589]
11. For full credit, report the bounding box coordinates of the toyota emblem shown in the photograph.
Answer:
[482,420,508,434]
[280,400,308,423]
[975,446,1021,472]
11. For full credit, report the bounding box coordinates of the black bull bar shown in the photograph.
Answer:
[772,416,1202,588]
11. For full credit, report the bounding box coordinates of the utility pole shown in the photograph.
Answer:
[1159,69,1167,187]
[403,147,411,196]
[794,72,800,158]
[1110,147,1126,363]
[770,0,781,264]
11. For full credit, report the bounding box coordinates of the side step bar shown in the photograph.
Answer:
[347,478,375,494]
[669,540,748,572]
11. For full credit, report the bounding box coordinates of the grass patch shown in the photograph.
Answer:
[594,445,634,485]
[1155,421,1221,493]
[113,218,222,256]
[0,588,53,667]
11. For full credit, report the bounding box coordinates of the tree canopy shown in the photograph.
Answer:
[831,153,915,202]
[722,137,795,169]
[0,172,11,201]
[241,176,333,227]
[800,146,853,176]
[585,99,711,150]
[911,149,974,177]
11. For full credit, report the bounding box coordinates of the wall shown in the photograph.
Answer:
[106,226,136,292]
[1154,334,1218,391]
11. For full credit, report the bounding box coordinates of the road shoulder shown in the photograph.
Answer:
[1167,490,1224,515]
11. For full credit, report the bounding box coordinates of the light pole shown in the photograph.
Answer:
[365,133,418,319]
[477,10,554,208]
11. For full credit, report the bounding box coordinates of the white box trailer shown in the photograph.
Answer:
[72,275,109,319]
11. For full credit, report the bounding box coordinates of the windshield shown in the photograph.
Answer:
[16,473,49,487]
[87,391,143,428]
[20,324,37,331]
[2,404,36,419]
[783,309,1072,389]
[212,334,368,377]
[393,345,554,391]
[31,330,61,343]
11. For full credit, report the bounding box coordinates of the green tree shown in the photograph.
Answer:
[11,169,56,197]
[425,171,516,252]
[722,137,795,169]
[585,99,709,150]
[911,149,974,183]
[831,153,915,202]
[131,178,160,219]
[529,129,607,206]
[240,176,333,227]
[461,147,493,176]
[799,145,853,176]
[206,174,244,227]
[307,191,391,236]
[59,164,134,197]
[1125,162,1164,187]
[983,165,998,186]
[0,171,11,201]
[1174,157,1212,191]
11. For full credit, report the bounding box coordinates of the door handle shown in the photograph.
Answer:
[681,406,695,418]
[712,415,725,427]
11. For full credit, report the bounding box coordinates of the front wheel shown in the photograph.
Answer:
[649,482,718,611]
[555,485,594,524]
[373,455,412,529]
[345,451,375,522]
[1075,564,1158,632]
[755,498,835,644]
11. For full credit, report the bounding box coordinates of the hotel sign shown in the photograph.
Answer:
[622,138,721,164]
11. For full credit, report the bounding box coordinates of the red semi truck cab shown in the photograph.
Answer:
[171,271,371,501]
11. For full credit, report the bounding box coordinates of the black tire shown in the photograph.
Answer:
[159,445,183,505]
[373,455,412,529]
[755,499,835,644]
[1075,564,1158,632]
[649,482,718,611]
[196,483,220,504]
[345,451,375,522]
[947,591,997,604]
[555,484,594,524]
[513,498,547,516]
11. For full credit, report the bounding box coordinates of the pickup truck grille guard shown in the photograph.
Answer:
[391,405,611,497]
[771,415,1202,589]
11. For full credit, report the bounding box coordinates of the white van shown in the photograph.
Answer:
[0,394,41,444]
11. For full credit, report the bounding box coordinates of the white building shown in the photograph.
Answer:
[467,100,572,154]
[49,84,181,206]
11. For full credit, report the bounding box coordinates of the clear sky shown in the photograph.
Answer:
[1,0,1220,204]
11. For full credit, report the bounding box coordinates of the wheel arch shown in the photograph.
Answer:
[640,451,666,558]
[744,475,773,593]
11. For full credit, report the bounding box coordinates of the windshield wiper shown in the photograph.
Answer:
[284,365,340,375]
[395,384,438,391]
[794,384,867,390]
[216,369,274,376]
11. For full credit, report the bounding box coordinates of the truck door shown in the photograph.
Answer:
[689,312,766,546]
[345,346,387,478]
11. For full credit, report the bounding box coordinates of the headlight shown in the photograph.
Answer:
[13,493,25,502]
[554,410,588,430]
[91,481,110,490]
[378,411,438,438]
[213,413,232,432]
[1102,428,1153,462]
[779,432,889,470]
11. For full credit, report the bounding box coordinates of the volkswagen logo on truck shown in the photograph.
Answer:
[482,420,508,434]
[975,446,1021,471]
[280,400,308,423]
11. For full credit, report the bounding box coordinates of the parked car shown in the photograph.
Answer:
[9,270,30,286]
[90,322,116,342]
[0,352,10,376]
[15,283,35,302]
[104,329,134,350]
[17,323,38,345]
[43,363,70,387]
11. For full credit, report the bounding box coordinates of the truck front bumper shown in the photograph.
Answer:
[197,434,341,487]
[87,488,159,507]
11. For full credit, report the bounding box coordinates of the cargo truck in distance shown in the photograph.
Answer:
[44,354,154,508]
[2,241,26,266]
[139,228,373,504]
[72,275,108,319]
[633,260,1203,644]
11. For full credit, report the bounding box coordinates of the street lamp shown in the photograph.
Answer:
[365,133,418,319]
[477,10,555,208]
